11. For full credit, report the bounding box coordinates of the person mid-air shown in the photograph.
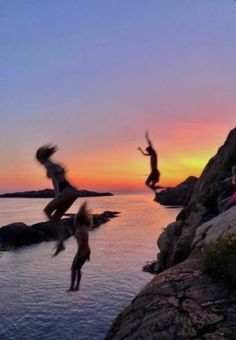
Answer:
[36,144,78,256]
[138,131,160,192]
[68,201,92,292]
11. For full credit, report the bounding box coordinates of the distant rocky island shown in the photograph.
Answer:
[0,188,113,198]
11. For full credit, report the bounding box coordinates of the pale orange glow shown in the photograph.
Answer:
[0,122,234,193]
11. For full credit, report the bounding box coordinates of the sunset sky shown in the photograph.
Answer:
[1,1,236,193]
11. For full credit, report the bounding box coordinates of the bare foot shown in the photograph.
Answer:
[67,287,79,292]
[67,288,74,292]
[52,243,65,257]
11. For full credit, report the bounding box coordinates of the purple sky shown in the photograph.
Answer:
[1,1,236,192]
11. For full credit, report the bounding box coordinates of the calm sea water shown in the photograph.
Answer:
[0,194,180,340]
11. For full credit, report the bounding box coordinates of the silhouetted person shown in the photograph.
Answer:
[68,202,92,292]
[219,166,236,212]
[36,144,78,256]
[138,131,160,191]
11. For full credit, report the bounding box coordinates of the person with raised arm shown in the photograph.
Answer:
[138,131,160,191]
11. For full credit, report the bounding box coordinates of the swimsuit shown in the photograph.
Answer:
[58,179,71,193]
[147,169,160,183]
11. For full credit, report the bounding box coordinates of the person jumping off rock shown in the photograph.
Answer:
[138,131,160,192]
[36,144,78,256]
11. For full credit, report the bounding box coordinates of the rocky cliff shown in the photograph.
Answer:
[155,127,236,273]
[106,127,236,339]
[107,205,236,339]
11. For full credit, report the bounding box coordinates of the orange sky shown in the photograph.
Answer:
[1,121,234,194]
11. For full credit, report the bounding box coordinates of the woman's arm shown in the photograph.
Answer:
[145,131,153,147]
[137,147,149,156]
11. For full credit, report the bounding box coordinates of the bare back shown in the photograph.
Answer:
[44,160,68,194]
[150,149,157,171]
[75,226,90,254]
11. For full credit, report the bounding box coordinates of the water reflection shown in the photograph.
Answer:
[0,194,180,340]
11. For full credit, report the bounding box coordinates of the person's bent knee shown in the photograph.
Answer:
[45,208,61,221]
[44,207,52,220]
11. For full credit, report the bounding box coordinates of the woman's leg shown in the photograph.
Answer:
[52,199,78,256]
[44,196,61,220]
[74,255,87,291]
[74,269,81,291]
[145,173,153,189]
[46,190,78,256]
[68,255,77,291]
[43,197,64,244]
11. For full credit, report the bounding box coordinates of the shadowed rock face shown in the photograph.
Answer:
[0,211,119,250]
[155,127,236,273]
[155,176,198,206]
[106,257,236,339]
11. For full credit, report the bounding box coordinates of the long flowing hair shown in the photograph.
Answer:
[36,144,58,161]
[74,201,92,228]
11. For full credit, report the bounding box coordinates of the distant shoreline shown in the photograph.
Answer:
[0,188,113,198]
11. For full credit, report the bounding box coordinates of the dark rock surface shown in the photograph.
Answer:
[0,188,113,198]
[106,257,236,339]
[155,127,236,273]
[155,176,198,206]
[105,127,236,339]
[0,211,119,250]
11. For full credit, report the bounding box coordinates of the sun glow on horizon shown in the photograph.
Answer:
[0,143,222,194]
[0,120,234,194]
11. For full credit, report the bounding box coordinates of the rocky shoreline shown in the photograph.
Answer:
[106,127,236,339]
[155,176,198,207]
[0,211,119,251]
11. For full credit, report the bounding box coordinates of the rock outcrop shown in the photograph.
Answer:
[0,188,113,198]
[106,257,236,339]
[106,127,236,339]
[192,205,236,250]
[107,205,236,339]
[0,211,119,250]
[155,127,236,273]
[155,176,198,206]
